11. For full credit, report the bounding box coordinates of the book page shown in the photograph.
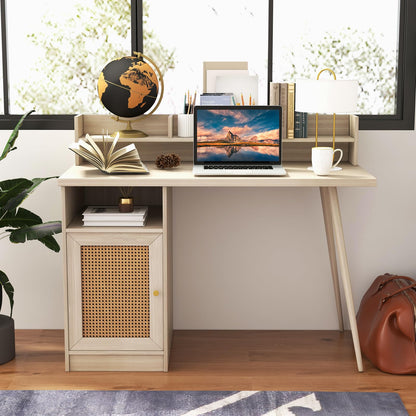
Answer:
[68,144,104,170]
[85,134,105,163]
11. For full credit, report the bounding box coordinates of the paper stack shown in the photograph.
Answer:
[82,206,148,227]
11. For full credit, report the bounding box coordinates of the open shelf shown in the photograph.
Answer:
[74,113,359,165]
[66,205,163,233]
[82,135,193,144]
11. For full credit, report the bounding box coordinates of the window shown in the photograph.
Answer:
[144,0,269,114]
[270,0,415,130]
[0,0,133,129]
[0,0,414,129]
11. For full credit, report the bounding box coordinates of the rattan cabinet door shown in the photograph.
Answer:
[66,232,163,351]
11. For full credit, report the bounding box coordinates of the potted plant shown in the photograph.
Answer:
[0,110,62,364]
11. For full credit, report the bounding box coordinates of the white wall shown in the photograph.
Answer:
[1,126,415,329]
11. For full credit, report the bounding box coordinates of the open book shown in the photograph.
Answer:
[69,133,149,174]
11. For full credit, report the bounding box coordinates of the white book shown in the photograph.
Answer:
[84,212,147,222]
[83,220,146,227]
[82,206,148,220]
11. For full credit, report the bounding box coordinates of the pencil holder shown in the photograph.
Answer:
[178,114,194,137]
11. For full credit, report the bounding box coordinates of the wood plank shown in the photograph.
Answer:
[320,187,344,331]
[326,188,363,372]
[58,163,377,188]
[2,330,416,415]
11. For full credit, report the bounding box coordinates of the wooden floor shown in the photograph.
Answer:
[1,330,415,415]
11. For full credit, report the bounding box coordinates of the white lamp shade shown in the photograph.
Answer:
[295,79,358,114]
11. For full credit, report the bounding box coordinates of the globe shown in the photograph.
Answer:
[97,55,160,118]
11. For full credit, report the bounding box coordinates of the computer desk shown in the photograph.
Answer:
[59,161,376,372]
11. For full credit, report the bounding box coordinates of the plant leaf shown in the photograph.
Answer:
[9,221,62,251]
[0,176,57,216]
[0,110,35,162]
[38,235,60,252]
[0,270,14,317]
[0,207,42,229]
[0,178,33,215]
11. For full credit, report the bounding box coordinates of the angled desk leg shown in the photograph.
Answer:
[320,186,364,372]
[320,188,344,332]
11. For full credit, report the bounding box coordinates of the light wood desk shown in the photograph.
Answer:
[59,161,376,372]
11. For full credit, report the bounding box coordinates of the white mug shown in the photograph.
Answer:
[311,146,343,176]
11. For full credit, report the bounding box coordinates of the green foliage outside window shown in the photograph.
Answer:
[14,0,175,115]
[281,27,396,114]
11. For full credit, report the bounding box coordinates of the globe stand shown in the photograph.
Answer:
[111,119,148,138]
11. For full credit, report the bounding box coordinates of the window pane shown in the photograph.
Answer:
[273,0,400,115]
[145,0,269,114]
[7,0,131,115]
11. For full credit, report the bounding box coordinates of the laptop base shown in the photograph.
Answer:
[193,165,286,176]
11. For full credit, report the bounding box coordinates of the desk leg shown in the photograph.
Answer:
[320,187,344,332]
[323,186,363,372]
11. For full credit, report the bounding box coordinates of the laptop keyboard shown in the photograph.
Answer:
[204,165,272,170]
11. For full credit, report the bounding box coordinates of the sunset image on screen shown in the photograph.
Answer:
[196,108,280,162]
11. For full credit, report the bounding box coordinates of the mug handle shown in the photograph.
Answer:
[332,148,343,168]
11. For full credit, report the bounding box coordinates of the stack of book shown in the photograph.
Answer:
[269,82,308,139]
[82,206,148,227]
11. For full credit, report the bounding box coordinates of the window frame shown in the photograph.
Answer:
[0,0,414,130]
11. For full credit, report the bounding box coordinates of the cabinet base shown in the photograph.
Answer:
[68,353,165,371]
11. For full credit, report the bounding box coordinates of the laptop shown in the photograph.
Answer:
[193,105,286,176]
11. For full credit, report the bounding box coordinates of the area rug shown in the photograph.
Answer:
[0,390,408,416]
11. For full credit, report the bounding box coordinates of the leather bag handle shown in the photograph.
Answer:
[375,274,416,294]
[379,283,416,310]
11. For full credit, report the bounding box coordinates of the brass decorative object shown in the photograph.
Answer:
[119,187,134,213]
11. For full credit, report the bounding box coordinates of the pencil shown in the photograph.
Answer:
[232,95,236,105]
[191,91,197,114]
[249,94,252,106]
[241,93,245,106]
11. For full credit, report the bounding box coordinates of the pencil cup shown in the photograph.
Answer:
[178,114,194,137]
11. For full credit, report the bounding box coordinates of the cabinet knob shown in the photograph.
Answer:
[153,290,160,297]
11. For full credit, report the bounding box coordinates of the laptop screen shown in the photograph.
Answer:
[194,105,282,165]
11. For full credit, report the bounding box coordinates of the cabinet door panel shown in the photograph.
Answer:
[67,232,163,351]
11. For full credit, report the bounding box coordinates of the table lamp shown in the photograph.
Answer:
[295,68,358,153]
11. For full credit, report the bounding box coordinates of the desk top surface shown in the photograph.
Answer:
[58,162,376,188]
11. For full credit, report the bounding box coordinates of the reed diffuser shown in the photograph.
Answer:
[119,187,134,213]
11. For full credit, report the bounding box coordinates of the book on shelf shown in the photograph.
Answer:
[83,220,146,227]
[69,133,149,174]
[270,81,308,139]
[82,205,148,219]
[287,83,295,139]
[279,83,288,140]
[82,206,148,226]
[269,82,280,105]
